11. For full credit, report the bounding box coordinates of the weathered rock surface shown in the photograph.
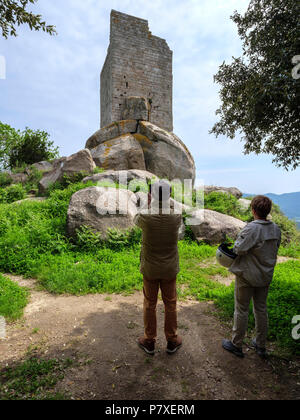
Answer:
[86,120,138,150]
[137,121,196,184]
[90,134,146,172]
[121,97,149,121]
[204,186,243,199]
[32,161,54,173]
[13,197,47,205]
[238,198,251,212]
[190,209,246,245]
[85,119,195,185]
[10,172,29,184]
[38,150,95,194]
[67,187,138,238]
[83,169,158,189]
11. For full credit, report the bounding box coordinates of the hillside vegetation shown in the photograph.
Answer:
[0,173,299,355]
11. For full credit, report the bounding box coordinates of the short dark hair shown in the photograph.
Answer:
[251,195,272,219]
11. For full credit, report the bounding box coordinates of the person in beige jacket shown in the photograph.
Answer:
[134,181,183,355]
[222,195,281,358]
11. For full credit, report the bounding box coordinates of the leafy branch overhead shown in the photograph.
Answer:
[211,0,300,170]
[0,0,57,38]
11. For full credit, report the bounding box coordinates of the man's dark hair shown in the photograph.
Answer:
[251,195,272,219]
[149,181,172,202]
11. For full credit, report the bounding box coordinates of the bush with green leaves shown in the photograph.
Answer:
[75,226,142,253]
[0,184,26,204]
[204,191,252,222]
[0,122,59,170]
[271,204,300,246]
[0,172,12,188]
[0,274,29,321]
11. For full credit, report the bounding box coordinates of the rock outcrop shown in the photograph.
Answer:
[86,120,138,150]
[38,149,95,194]
[238,198,251,212]
[190,209,246,245]
[32,161,54,173]
[90,134,146,172]
[67,186,138,238]
[83,169,158,189]
[85,114,196,185]
[203,186,243,199]
[136,122,196,183]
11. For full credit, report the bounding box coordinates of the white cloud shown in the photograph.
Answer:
[0,0,299,193]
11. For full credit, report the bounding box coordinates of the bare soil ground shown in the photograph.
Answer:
[0,275,299,400]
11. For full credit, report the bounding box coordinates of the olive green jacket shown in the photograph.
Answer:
[134,206,182,280]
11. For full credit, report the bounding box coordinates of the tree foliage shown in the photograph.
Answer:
[0,0,56,38]
[0,122,59,169]
[211,0,300,170]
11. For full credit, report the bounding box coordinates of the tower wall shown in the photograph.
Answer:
[101,10,173,132]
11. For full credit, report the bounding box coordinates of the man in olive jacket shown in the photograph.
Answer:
[134,181,182,355]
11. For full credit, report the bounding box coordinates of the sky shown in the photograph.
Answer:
[0,0,299,195]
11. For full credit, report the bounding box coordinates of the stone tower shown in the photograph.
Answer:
[100,10,173,132]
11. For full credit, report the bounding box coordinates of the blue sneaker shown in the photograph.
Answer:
[222,339,244,358]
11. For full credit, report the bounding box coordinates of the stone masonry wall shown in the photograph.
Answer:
[100,10,173,132]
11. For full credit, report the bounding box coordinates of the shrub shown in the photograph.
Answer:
[24,166,43,192]
[9,128,59,168]
[0,274,29,321]
[0,122,59,170]
[0,172,12,188]
[0,184,26,204]
[271,204,300,246]
[204,192,252,222]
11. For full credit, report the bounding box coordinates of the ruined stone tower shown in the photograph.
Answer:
[100,10,173,132]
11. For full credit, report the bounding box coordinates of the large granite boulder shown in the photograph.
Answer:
[83,169,158,190]
[90,134,146,172]
[67,187,138,238]
[10,172,29,184]
[204,186,243,199]
[121,97,149,121]
[137,122,196,184]
[38,150,95,194]
[85,120,195,185]
[190,209,246,245]
[238,198,251,212]
[86,120,138,149]
[31,161,54,173]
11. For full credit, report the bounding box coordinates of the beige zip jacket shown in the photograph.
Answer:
[134,203,182,280]
[229,220,281,287]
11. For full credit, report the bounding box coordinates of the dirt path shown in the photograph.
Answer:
[0,275,299,400]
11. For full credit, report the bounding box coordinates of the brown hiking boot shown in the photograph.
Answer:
[167,336,182,354]
[138,337,155,355]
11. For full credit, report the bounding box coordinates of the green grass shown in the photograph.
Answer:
[278,243,300,258]
[0,181,298,356]
[0,274,29,321]
[31,249,143,295]
[0,357,73,400]
[210,260,300,355]
[0,184,26,204]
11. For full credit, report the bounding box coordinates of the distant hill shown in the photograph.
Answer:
[244,192,300,229]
